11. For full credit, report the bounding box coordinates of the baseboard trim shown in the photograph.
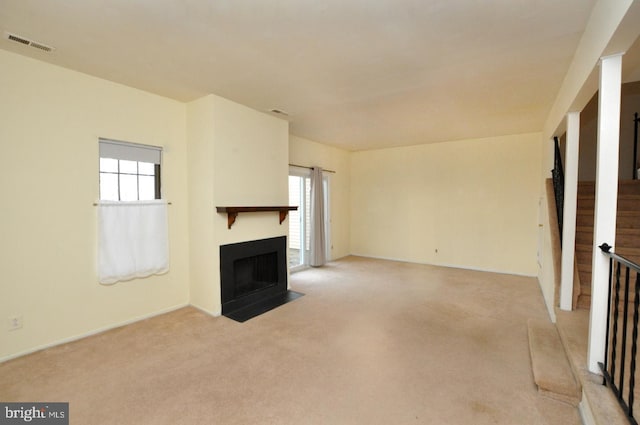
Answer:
[348,253,537,278]
[579,390,596,425]
[0,302,189,364]
[189,303,222,317]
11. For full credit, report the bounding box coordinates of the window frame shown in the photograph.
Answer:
[98,138,163,202]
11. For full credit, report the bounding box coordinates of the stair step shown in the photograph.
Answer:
[580,279,591,294]
[617,228,640,235]
[579,180,640,196]
[577,197,640,211]
[575,243,592,252]
[576,250,592,265]
[578,194,640,200]
[576,226,593,233]
[579,264,591,273]
[574,228,640,236]
[577,294,591,309]
[616,210,640,216]
[576,237,593,247]
[617,214,640,229]
[578,282,638,308]
[576,214,594,226]
[617,245,640,252]
[577,265,592,276]
[615,230,640,246]
[577,189,595,197]
[574,230,640,247]
[527,319,581,405]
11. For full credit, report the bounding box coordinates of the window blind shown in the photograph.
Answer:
[99,138,162,164]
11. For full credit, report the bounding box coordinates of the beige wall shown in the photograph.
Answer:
[350,133,542,276]
[0,49,191,361]
[186,95,217,315]
[188,95,289,315]
[289,135,351,260]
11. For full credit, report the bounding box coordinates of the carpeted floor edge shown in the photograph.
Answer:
[528,318,581,406]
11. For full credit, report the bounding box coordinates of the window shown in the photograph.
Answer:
[288,173,310,269]
[288,167,330,270]
[99,138,162,201]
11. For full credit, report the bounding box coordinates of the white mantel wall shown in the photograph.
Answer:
[187,95,289,315]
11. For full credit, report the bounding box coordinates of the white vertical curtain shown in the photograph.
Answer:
[98,200,169,284]
[309,167,326,267]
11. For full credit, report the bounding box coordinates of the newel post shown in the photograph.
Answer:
[588,54,622,374]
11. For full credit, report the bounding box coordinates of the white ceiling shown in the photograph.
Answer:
[0,0,607,151]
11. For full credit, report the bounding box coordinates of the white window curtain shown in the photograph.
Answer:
[309,167,326,267]
[98,200,169,284]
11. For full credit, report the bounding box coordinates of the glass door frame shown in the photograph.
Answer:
[288,166,330,272]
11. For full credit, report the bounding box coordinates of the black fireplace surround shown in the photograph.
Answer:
[220,236,302,322]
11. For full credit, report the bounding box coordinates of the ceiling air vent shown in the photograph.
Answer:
[4,32,54,52]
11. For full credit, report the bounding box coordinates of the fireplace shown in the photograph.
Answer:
[220,236,302,322]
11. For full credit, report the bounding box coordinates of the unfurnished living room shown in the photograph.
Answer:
[1,1,640,424]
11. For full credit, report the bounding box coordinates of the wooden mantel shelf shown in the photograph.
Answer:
[216,206,298,229]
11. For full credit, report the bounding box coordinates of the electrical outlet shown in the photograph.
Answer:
[8,315,23,331]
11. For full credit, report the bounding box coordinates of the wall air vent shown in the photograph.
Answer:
[4,32,55,52]
[7,33,29,45]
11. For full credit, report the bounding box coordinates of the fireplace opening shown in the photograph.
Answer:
[220,236,303,322]
[233,252,278,299]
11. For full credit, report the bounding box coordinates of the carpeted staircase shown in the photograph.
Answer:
[575,180,640,309]
[527,180,640,421]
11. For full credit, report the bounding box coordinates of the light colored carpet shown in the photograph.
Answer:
[0,256,581,424]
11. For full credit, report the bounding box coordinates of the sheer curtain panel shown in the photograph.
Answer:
[98,200,169,284]
[309,167,326,267]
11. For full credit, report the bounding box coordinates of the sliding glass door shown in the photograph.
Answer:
[288,168,329,270]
